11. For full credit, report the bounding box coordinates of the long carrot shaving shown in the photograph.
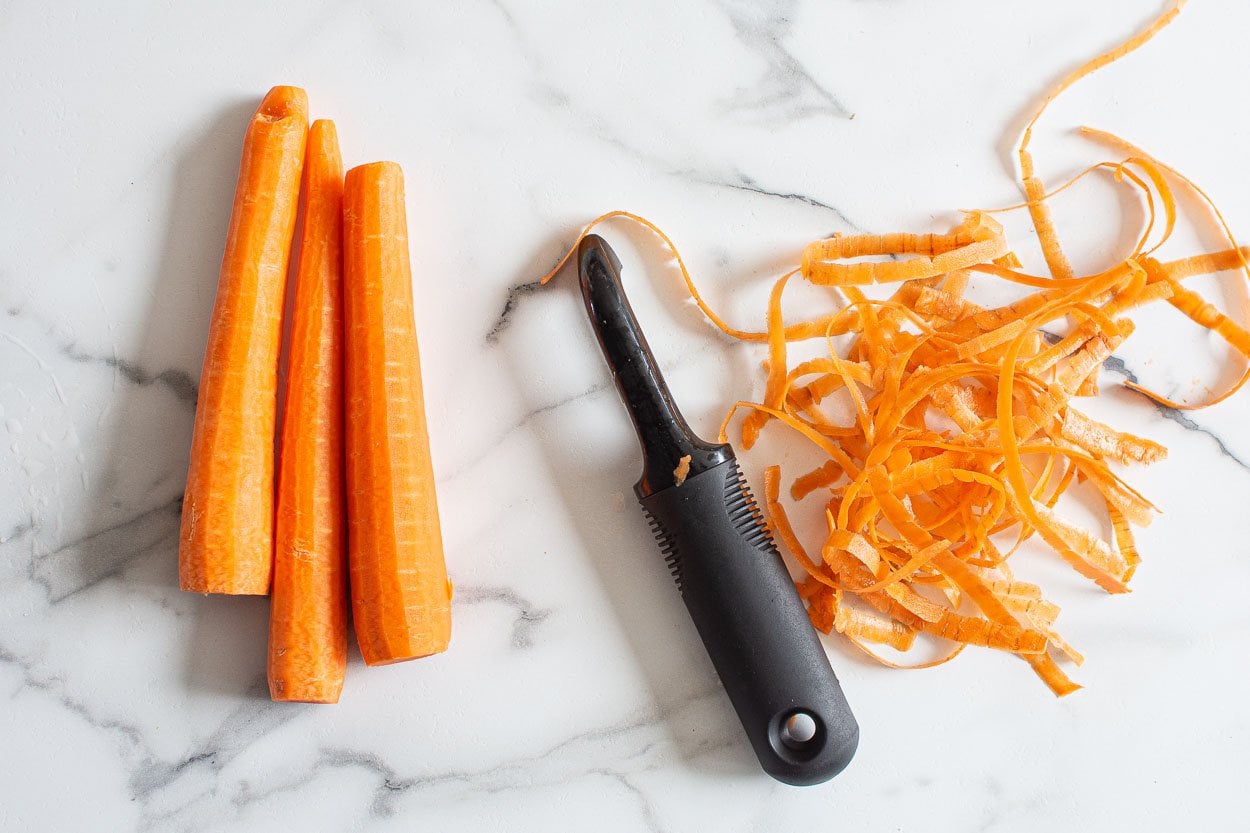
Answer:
[802,213,1010,286]
[1060,408,1167,466]
[833,604,917,652]
[539,210,854,344]
[1016,0,1184,279]
[1078,126,1250,407]
[1158,247,1250,281]
[741,274,794,448]
[762,466,837,591]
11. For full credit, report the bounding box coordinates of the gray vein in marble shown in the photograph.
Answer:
[1035,329,1250,471]
[133,684,307,807]
[60,339,198,404]
[444,341,721,485]
[1100,354,1250,472]
[0,642,269,833]
[713,0,852,121]
[23,671,149,752]
[489,0,862,236]
[485,278,543,344]
[438,378,614,485]
[1,330,69,406]
[222,682,728,826]
[485,0,517,30]
[591,768,666,833]
[232,746,509,819]
[454,584,552,648]
[0,642,32,679]
[699,169,866,233]
[30,495,182,603]
[485,0,869,370]
[0,638,160,803]
[3,305,198,405]
[482,181,863,356]
[974,779,1047,833]
[528,681,736,767]
[1,517,35,545]
[1150,405,1250,471]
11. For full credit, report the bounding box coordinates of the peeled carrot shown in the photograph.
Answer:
[180,86,308,594]
[343,161,452,665]
[268,120,347,703]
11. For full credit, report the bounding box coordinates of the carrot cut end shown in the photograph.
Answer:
[256,85,309,122]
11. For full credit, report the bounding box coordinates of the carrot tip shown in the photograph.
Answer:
[346,160,403,180]
[256,85,308,122]
[180,578,271,596]
[270,684,343,703]
[362,644,449,667]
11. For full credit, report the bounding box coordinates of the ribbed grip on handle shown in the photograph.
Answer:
[640,458,859,785]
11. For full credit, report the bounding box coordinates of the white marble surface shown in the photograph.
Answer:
[3,1,1249,831]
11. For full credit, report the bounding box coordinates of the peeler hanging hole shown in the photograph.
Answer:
[782,711,818,746]
[771,709,825,763]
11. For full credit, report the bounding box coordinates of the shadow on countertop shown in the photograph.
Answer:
[494,230,761,779]
[82,98,273,700]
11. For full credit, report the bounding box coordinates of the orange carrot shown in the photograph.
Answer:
[268,120,347,703]
[180,86,308,594]
[343,161,452,665]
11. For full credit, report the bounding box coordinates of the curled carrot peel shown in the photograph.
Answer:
[1015,0,1185,281]
[537,3,1249,696]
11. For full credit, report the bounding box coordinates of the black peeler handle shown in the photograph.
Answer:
[578,235,858,785]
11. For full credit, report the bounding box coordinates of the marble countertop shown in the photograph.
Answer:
[3,2,1249,831]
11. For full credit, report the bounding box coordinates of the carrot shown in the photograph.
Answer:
[180,85,308,594]
[268,120,348,703]
[343,161,452,665]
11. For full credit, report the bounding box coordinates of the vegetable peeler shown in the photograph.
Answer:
[577,234,859,786]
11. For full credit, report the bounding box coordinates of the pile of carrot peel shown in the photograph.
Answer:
[556,1,1248,694]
